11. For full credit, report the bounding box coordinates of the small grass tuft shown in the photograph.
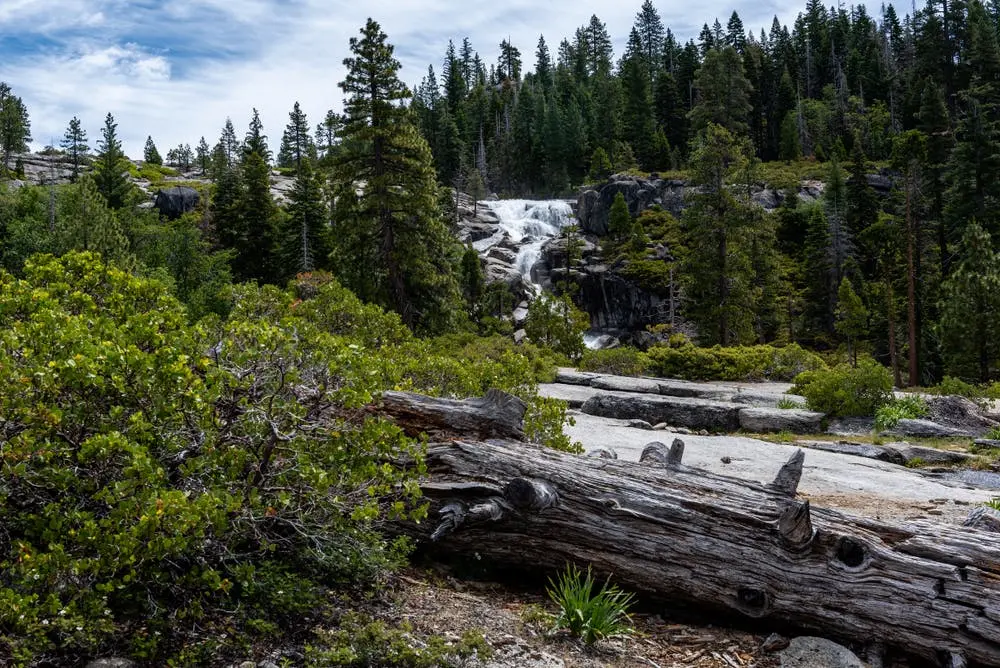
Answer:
[547,564,635,645]
[776,397,800,410]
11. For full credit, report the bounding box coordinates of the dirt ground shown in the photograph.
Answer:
[389,566,785,668]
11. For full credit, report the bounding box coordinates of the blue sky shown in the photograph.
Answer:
[1,0,887,158]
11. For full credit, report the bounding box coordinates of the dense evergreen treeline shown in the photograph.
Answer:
[408,0,1000,385]
[5,1,1000,384]
[412,0,980,192]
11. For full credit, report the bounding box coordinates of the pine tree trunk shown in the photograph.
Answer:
[887,282,902,387]
[719,229,729,346]
[906,177,919,386]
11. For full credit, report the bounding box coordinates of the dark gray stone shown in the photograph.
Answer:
[889,443,973,465]
[889,419,963,439]
[924,395,999,436]
[797,440,907,465]
[964,506,1000,532]
[153,186,199,219]
[779,636,865,668]
[739,407,825,434]
[581,393,742,432]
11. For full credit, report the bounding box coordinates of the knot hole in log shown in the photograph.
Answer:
[735,586,772,618]
[833,536,870,570]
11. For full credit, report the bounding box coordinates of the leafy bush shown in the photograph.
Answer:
[934,376,984,401]
[645,340,826,381]
[578,347,650,376]
[874,396,929,432]
[547,564,634,645]
[524,292,589,362]
[525,397,583,454]
[792,359,893,417]
[305,613,491,667]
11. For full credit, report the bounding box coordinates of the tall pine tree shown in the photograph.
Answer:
[331,19,461,333]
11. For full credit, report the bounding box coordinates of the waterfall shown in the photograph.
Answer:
[474,199,574,292]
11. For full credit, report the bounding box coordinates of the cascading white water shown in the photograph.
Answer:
[475,199,605,349]
[475,199,574,292]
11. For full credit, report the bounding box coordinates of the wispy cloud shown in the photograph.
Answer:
[1,0,890,157]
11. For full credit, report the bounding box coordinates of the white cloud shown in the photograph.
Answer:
[2,0,892,156]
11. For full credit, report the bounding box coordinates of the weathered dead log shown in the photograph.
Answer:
[380,389,526,440]
[403,439,1000,666]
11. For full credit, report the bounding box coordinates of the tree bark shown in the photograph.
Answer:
[380,390,527,441]
[906,172,920,386]
[402,438,1000,666]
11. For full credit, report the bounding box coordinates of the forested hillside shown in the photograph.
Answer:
[409,0,1000,386]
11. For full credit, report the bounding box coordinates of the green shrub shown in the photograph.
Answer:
[547,564,634,645]
[792,359,893,417]
[578,347,650,376]
[645,341,826,382]
[525,397,583,454]
[305,612,490,666]
[524,292,589,362]
[874,396,930,432]
[0,253,581,665]
[934,376,984,401]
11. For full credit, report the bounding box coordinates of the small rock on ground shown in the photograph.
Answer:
[85,661,136,668]
[779,636,865,667]
[762,633,790,652]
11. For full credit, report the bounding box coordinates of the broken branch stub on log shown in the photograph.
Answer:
[380,389,526,441]
[404,440,1000,666]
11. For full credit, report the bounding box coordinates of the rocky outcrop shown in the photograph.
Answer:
[153,186,200,219]
[576,173,850,237]
[924,395,1000,435]
[7,152,76,186]
[577,175,686,235]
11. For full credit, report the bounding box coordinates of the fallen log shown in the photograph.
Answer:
[403,438,1000,666]
[380,389,526,441]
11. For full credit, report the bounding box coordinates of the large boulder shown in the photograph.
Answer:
[590,375,662,394]
[575,175,840,238]
[153,186,200,219]
[580,393,742,432]
[889,418,963,439]
[924,394,1000,436]
[778,636,865,668]
[738,407,825,434]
